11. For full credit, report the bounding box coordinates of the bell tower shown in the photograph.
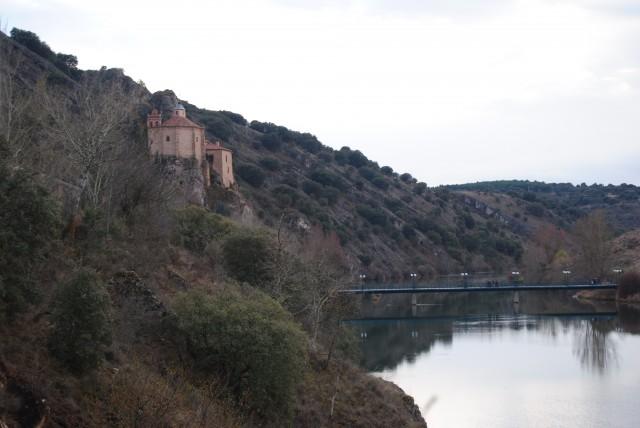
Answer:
[147,108,161,128]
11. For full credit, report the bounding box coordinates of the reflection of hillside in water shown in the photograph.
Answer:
[348,292,640,373]
[353,319,454,372]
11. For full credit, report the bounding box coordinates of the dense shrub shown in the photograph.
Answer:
[237,164,266,187]
[402,224,417,240]
[358,167,377,181]
[371,176,389,190]
[222,230,274,286]
[400,173,413,182]
[334,150,347,165]
[49,269,112,374]
[384,198,403,213]
[259,157,280,171]
[272,185,302,207]
[173,289,307,424]
[0,165,59,320]
[261,133,283,152]
[356,205,388,226]
[347,150,368,167]
[174,206,233,254]
[291,132,322,153]
[10,28,81,79]
[617,271,640,299]
[302,180,323,197]
[463,214,475,229]
[380,166,394,175]
[309,169,347,190]
[219,110,247,125]
[201,113,234,140]
[525,203,545,217]
[413,182,427,195]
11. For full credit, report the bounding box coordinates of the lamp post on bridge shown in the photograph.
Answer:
[460,272,469,288]
[359,274,366,293]
[410,272,418,289]
[511,271,521,286]
[562,270,572,285]
[612,268,623,285]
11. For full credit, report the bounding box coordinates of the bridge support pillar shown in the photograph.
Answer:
[512,291,520,304]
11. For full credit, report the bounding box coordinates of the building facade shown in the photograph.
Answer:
[147,103,235,189]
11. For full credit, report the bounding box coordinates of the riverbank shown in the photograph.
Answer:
[574,289,640,304]
[296,353,427,428]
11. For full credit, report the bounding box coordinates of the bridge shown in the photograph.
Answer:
[340,283,617,295]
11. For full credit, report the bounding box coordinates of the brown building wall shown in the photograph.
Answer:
[208,148,235,188]
[149,126,205,162]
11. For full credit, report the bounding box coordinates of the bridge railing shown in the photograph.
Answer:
[349,278,616,291]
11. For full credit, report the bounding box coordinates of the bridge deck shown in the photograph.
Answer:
[340,284,617,294]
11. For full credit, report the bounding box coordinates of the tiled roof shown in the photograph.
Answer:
[161,115,204,128]
[206,142,232,152]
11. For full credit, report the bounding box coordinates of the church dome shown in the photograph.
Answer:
[175,103,185,110]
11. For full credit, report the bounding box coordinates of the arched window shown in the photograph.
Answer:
[155,121,159,126]
[166,135,170,142]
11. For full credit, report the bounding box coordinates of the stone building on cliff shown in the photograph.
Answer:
[147,103,235,194]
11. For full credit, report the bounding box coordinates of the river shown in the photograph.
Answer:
[347,291,640,428]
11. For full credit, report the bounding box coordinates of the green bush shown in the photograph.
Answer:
[291,132,322,153]
[201,113,234,140]
[0,165,59,320]
[49,269,112,374]
[413,182,427,195]
[356,205,388,226]
[302,179,323,197]
[525,203,545,217]
[261,133,283,152]
[222,230,274,286]
[237,164,266,187]
[618,271,640,299]
[371,176,389,190]
[174,206,233,254]
[259,157,280,171]
[11,28,81,79]
[400,173,413,182]
[173,289,307,424]
[380,166,394,175]
[347,150,368,167]
[219,110,247,126]
[309,169,347,190]
[358,167,377,181]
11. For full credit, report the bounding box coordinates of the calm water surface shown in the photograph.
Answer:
[348,291,640,428]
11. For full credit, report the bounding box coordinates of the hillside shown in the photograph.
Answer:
[151,92,527,280]
[4,28,640,285]
[0,28,431,428]
[2,26,639,428]
[149,92,640,281]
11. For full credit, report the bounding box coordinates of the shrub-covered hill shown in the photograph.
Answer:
[1,29,431,428]
[5,27,639,283]
[153,91,640,280]
[149,91,528,279]
[448,180,640,233]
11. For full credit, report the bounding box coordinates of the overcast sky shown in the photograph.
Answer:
[3,0,639,185]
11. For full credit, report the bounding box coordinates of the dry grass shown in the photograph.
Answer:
[294,353,426,428]
[83,364,243,428]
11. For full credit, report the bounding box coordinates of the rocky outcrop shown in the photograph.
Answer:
[461,194,528,234]
[107,271,165,313]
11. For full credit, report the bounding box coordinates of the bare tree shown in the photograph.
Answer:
[296,227,355,352]
[0,33,41,166]
[43,72,146,212]
[574,210,612,280]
